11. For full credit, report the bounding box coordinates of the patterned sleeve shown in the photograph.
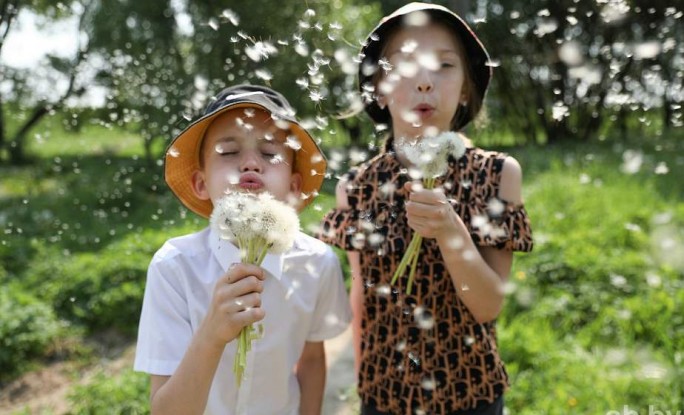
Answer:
[464,152,534,252]
[316,168,364,251]
[468,198,534,252]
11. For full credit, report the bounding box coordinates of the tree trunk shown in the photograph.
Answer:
[8,105,49,164]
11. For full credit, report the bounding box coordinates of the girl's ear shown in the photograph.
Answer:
[191,170,211,200]
[377,94,387,110]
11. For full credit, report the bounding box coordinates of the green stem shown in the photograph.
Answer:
[406,235,422,294]
[390,233,422,285]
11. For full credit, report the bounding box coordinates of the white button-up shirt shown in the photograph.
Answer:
[134,227,351,415]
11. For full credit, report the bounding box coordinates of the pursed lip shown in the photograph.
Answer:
[413,103,435,119]
[238,173,264,190]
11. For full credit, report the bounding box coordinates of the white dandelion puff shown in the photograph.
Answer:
[391,132,467,294]
[210,192,299,386]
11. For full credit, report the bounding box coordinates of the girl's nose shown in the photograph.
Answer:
[416,67,434,93]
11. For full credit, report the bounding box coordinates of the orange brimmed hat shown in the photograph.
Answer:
[164,84,327,218]
[358,2,492,130]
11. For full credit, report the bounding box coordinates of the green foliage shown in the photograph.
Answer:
[22,231,170,334]
[67,369,149,415]
[500,318,680,414]
[0,285,62,380]
[1,121,682,409]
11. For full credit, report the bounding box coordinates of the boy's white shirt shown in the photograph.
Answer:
[134,227,352,415]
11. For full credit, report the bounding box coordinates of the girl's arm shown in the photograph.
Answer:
[149,264,266,414]
[348,251,364,376]
[296,341,326,415]
[405,157,523,323]
[335,177,364,376]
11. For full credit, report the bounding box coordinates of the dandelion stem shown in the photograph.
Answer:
[406,236,422,294]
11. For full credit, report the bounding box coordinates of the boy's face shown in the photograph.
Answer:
[192,108,302,207]
[378,21,467,138]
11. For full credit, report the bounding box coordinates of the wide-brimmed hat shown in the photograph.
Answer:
[358,2,492,130]
[164,84,327,218]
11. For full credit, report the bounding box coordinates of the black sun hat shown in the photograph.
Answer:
[164,84,327,218]
[358,2,492,130]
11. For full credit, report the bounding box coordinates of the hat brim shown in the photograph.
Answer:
[165,102,326,218]
[358,3,492,129]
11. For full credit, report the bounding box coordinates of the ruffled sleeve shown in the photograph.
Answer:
[467,198,534,252]
[316,168,364,251]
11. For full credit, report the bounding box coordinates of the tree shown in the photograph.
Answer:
[0,0,88,164]
[81,0,380,164]
[476,0,683,144]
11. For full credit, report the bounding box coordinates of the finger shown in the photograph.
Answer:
[232,307,266,327]
[221,291,262,314]
[220,263,265,285]
[404,181,423,193]
[214,275,263,304]
[408,187,447,204]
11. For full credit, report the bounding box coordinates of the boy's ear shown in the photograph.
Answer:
[191,170,211,200]
[290,172,303,194]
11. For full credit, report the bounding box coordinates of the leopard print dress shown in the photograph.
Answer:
[318,141,533,414]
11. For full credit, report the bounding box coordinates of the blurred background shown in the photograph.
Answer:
[0,1,682,414]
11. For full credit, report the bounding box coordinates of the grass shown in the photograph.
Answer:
[0,117,682,413]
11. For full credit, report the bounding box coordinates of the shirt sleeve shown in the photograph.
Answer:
[306,247,352,342]
[134,252,193,375]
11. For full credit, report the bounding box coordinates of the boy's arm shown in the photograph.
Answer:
[296,341,326,415]
[149,263,266,415]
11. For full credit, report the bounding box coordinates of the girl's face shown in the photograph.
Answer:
[378,22,467,139]
[192,108,302,207]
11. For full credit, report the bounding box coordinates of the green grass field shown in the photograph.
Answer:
[1,119,682,414]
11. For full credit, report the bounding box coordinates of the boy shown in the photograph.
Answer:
[134,85,351,415]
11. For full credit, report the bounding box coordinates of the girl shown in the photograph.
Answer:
[319,3,533,415]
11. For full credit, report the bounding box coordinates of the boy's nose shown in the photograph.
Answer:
[239,151,262,172]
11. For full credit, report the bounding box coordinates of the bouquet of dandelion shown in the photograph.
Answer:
[210,192,300,386]
[390,132,467,294]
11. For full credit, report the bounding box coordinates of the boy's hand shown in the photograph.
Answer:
[199,263,265,351]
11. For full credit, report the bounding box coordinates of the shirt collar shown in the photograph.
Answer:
[208,228,284,280]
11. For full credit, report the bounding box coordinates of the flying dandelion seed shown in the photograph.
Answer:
[375,284,391,297]
[309,90,325,102]
[269,154,285,165]
[167,147,180,157]
[408,352,421,367]
[295,41,309,56]
[620,150,643,174]
[255,69,273,82]
[420,377,437,391]
[207,17,219,31]
[221,9,239,26]
[654,162,669,175]
[285,136,301,151]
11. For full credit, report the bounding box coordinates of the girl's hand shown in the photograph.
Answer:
[199,263,265,351]
[404,182,467,241]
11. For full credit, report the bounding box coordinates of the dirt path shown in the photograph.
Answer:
[0,328,357,415]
